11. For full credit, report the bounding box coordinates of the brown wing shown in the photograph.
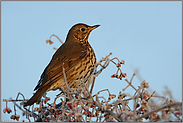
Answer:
[24,42,88,107]
[34,41,87,91]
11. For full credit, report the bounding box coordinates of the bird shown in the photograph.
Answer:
[24,23,100,107]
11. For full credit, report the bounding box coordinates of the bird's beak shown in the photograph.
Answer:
[90,25,100,30]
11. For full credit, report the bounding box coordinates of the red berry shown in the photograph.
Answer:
[49,41,53,45]
[152,113,156,116]
[4,108,12,114]
[73,104,77,107]
[8,108,12,111]
[22,112,25,116]
[175,112,180,115]
[86,111,92,117]
[122,73,126,77]
[116,63,121,68]
[142,95,147,99]
[90,104,95,108]
[3,108,8,113]
[111,74,116,78]
[47,97,50,100]
[57,111,62,115]
[136,103,140,108]
[120,73,127,79]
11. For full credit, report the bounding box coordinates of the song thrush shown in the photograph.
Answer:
[24,23,100,107]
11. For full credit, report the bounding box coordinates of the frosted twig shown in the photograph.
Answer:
[135,102,182,121]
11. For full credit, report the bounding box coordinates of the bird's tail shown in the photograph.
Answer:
[24,86,49,107]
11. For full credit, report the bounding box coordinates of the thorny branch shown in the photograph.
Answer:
[3,36,182,122]
[3,52,182,122]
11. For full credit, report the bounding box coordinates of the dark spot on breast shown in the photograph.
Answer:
[86,60,90,65]
[88,65,93,69]
[79,69,84,74]
[80,76,83,79]
[84,70,91,78]
[90,54,93,59]
[68,61,72,67]
[84,66,87,70]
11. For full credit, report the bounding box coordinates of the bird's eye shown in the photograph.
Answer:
[81,28,85,31]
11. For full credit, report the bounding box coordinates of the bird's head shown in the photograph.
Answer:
[66,23,100,44]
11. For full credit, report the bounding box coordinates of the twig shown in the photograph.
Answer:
[49,34,63,44]
[135,102,182,121]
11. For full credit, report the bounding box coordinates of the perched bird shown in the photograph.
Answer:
[24,23,100,107]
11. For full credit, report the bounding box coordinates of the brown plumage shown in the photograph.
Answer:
[24,23,100,107]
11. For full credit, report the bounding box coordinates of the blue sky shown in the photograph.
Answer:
[1,1,182,122]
